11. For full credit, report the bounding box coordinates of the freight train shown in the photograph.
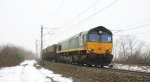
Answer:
[42,26,113,67]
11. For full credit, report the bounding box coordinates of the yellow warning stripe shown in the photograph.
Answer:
[57,48,86,53]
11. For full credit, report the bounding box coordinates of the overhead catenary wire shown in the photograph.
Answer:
[113,18,150,34]
[123,23,150,30]
[58,0,119,34]
[113,23,150,34]
[116,18,150,29]
[114,29,150,36]
[44,0,66,25]
[77,0,119,26]
[136,30,150,35]
[113,24,150,37]
[48,0,119,44]
[127,29,150,35]
[47,0,102,29]
[63,0,119,31]
[63,0,102,25]
[43,0,102,44]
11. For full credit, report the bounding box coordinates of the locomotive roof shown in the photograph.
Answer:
[88,26,112,35]
[58,26,112,43]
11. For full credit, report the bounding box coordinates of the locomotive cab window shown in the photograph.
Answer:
[101,35,112,42]
[89,34,99,42]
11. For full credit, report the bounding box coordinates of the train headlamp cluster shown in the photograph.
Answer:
[106,49,112,53]
[88,48,111,54]
[88,48,94,52]
[99,31,102,34]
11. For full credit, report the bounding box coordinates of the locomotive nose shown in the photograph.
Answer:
[98,44,112,54]
[87,42,112,54]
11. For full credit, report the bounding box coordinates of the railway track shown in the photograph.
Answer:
[41,61,150,82]
[71,64,150,77]
[101,67,150,76]
[44,60,150,76]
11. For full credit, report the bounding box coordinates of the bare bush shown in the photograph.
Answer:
[0,44,35,67]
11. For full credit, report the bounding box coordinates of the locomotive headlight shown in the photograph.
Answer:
[106,49,111,53]
[99,31,102,34]
[88,48,94,52]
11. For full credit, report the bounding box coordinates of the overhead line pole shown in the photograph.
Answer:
[40,25,58,64]
[35,40,38,59]
[41,25,43,63]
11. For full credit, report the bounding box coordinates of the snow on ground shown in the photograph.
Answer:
[0,60,73,82]
[113,63,150,73]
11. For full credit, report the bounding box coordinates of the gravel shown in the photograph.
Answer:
[41,61,150,82]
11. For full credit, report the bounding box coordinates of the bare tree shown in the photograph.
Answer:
[113,40,119,60]
[117,36,128,60]
[145,45,150,63]
[127,35,137,56]
[135,41,145,56]
[114,35,150,65]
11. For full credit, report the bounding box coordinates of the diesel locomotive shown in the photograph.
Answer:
[42,26,113,67]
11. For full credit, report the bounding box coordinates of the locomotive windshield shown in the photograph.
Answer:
[101,35,112,42]
[89,33,112,42]
[89,34,99,42]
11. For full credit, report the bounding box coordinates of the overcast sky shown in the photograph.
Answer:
[0,0,150,53]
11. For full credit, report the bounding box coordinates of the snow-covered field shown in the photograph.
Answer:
[113,63,150,73]
[0,60,73,82]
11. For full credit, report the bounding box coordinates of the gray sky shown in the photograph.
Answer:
[0,0,150,52]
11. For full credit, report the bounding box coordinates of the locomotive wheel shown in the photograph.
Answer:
[100,65,104,68]
[95,65,100,68]
[86,63,92,67]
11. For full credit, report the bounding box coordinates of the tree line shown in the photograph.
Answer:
[0,44,36,67]
[113,35,150,65]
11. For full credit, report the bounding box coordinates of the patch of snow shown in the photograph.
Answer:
[0,66,23,82]
[20,60,36,66]
[0,60,73,82]
[113,63,150,73]
[39,68,73,82]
